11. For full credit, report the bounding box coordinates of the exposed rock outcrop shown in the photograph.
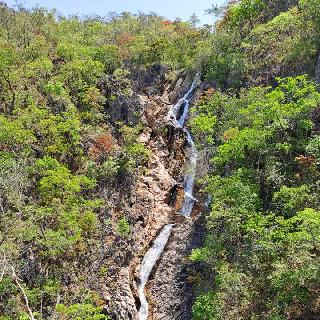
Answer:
[130,64,167,96]
[103,71,203,320]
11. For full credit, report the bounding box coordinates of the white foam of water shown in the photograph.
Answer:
[138,224,174,320]
[180,131,197,217]
[167,79,198,128]
[168,78,199,217]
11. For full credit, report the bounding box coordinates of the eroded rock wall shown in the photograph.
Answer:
[104,71,203,320]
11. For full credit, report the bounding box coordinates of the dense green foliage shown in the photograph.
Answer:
[191,73,320,319]
[189,1,320,319]
[200,0,320,88]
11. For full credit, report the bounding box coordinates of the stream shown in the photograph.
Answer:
[137,78,199,320]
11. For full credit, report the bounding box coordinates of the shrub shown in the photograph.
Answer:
[116,218,131,237]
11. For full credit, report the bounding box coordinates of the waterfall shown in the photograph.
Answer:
[137,77,199,320]
[168,77,199,217]
[167,79,197,128]
[138,224,174,320]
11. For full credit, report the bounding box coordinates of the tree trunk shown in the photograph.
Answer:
[314,51,320,83]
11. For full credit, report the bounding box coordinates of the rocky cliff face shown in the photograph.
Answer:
[102,70,204,320]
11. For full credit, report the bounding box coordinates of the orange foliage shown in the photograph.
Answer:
[116,32,135,46]
[161,20,173,26]
[199,87,216,104]
[295,155,315,167]
[88,133,115,161]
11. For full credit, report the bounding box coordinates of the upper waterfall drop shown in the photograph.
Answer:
[168,77,198,128]
[168,76,199,217]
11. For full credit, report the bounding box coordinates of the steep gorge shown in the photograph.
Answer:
[104,73,205,320]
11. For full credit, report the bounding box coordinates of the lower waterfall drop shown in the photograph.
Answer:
[138,224,173,320]
[137,77,199,319]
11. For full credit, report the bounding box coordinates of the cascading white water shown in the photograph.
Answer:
[137,78,199,320]
[138,224,173,320]
[168,77,199,217]
[180,131,197,217]
[168,79,197,128]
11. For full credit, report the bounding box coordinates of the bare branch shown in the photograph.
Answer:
[10,265,35,320]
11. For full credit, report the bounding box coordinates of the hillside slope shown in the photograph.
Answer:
[190,1,320,319]
[1,1,320,320]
